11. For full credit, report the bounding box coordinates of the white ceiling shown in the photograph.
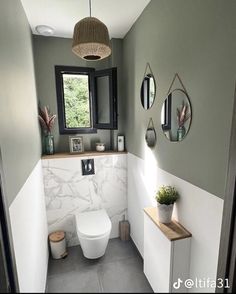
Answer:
[20,0,151,39]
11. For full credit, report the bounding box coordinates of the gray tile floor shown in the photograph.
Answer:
[47,238,153,293]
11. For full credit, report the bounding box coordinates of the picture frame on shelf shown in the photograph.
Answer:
[69,136,84,153]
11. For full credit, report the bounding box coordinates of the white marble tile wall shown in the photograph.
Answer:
[42,154,127,247]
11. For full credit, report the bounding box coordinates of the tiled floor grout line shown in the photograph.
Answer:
[97,264,105,293]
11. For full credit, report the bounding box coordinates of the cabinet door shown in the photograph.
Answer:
[144,214,172,293]
[171,238,191,293]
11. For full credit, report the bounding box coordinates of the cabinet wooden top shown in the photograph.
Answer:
[42,151,127,160]
[144,207,192,241]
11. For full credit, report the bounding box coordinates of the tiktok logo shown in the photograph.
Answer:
[173,278,183,289]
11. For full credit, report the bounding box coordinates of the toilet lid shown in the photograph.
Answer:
[76,209,111,238]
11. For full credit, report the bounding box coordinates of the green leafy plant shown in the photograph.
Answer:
[155,185,179,205]
[38,106,56,134]
[177,101,191,128]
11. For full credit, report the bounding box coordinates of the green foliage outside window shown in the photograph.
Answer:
[63,74,90,128]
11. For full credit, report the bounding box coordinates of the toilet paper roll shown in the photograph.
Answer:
[118,136,125,152]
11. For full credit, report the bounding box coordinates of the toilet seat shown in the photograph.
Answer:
[76,209,111,239]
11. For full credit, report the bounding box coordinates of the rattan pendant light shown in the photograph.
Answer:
[72,0,111,60]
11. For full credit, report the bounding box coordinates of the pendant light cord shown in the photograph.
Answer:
[89,0,92,17]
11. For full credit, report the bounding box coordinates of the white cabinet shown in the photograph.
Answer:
[144,207,191,293]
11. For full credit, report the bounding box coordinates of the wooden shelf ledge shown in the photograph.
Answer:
[42,151,127,160]
[144,207,192,241]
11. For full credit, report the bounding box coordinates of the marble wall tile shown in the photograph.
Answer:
[42,154,127,247]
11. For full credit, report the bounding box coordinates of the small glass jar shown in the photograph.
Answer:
[96,143,105,152]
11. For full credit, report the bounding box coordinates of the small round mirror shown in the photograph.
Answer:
[161,89,192,142]
[145,127,156,147]
[141,74,156,109]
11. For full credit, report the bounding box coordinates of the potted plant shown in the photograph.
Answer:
[155,185,179,223]
[38,106,56,155]
[176,101,191,141]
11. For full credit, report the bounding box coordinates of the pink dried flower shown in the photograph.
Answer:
[38,106,56,133]
[177,101,191,127]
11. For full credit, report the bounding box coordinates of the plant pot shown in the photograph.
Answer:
[157,203,174,223]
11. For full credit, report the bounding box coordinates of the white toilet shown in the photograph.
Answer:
[76,209,112,259]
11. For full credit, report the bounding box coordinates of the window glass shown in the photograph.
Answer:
[62,73,91,128]
[96,76,110,124]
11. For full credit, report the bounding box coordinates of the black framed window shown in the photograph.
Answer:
[55,66,96,134]
[55,66,117,134]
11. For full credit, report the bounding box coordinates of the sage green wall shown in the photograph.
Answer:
[110,38,125,150]
[0,0,41,206]
[33,36,123,152]
[123,0,236,199]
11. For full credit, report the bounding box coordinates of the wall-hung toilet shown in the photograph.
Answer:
[76,209,112,259]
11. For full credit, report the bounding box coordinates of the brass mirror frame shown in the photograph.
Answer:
[145,118,156,147]
[140,63,156,110]
[161,74,192,142]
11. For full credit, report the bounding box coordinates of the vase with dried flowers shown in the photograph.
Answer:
[38,106,56,155]
[176,101,191,141]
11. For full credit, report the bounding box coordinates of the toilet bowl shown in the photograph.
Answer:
[76,209,112,259]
